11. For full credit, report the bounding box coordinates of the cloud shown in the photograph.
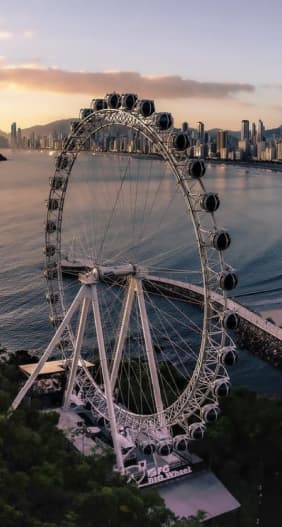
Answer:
[262,83,282,91]
[0,31,13,39]
[23,31,35,39]
[0,29,35,41]
[0,67,255,99]
[272,105,282,113]
[5,62,44,70]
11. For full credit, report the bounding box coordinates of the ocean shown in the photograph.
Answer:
[1,149,282,396]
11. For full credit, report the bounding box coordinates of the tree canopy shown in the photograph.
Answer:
[2,348,282,526]
[0,350,200,527]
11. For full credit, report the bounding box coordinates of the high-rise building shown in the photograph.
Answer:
[216,130,228,155]
[17,128,22,148]
[11,122,17,147]
[197,121,205,143]
[30,131,36,149]
[257,140,266,160]
[257,119,264,142]
[182,122,189,133]
[238,139,250,159]
[251,122,257,145]
[276,141,282,161]
[241,120,249,141]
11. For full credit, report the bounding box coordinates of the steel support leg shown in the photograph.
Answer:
[91,284,124,474]
[63,294,91,409]
[134,277,165,426]
[110,277,135,391]
[10,285,87,412]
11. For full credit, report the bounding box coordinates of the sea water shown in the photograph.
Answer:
[1,150,282,395]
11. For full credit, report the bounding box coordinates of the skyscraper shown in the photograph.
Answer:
[216,130,228,154]
[198,121,205,143]
[257,119,264,142]
[251,122,257,145]
[241,120,249,141]
[11,122,17,148]
[17,128,22,148]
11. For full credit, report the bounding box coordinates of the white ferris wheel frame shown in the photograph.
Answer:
[11,104,237,474]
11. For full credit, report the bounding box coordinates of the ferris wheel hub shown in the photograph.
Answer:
[79,263,147,284]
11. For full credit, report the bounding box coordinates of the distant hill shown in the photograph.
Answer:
[20,119,75,138]
[4,118,282,143]
[208,128,240,140]
[0,129,9,148]
[209,126,282,141]
[264,126,282,140]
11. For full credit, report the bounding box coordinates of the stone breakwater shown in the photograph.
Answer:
[144,277,282,370]
[233,318,282,369]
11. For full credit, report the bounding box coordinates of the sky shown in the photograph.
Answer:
[0,0,282,132]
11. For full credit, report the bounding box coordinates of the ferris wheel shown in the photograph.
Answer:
[12,93,239,480]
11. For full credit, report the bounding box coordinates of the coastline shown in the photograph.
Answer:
[207,158,282,173]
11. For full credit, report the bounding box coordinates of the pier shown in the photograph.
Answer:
[146,275,282,368]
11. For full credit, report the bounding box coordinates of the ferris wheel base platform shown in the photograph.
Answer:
[53,404,240,522]
[155,469,240,522]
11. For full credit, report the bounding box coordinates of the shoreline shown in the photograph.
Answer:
[207,158,282,173]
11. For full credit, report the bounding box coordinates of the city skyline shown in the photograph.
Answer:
[0,0,282,131]
[7,114,282,163]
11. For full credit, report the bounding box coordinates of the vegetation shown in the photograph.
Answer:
[1,349,282,526]
[192,388,282,526]
[0,351,200,527]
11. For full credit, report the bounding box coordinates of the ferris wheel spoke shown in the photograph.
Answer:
[142,289,196,381]
[141,242,192,269]
[137,166,179,254]
[98,157,130,261]
[137,158,153,244]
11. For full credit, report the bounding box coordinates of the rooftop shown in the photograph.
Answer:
[19,359,94,376]
[157,470,240,521]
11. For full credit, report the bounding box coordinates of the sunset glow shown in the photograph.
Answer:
[0,0,281,132]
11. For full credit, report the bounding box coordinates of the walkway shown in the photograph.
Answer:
[147,275,282,342]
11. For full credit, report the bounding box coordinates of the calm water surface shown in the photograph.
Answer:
[1,150,282,396]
